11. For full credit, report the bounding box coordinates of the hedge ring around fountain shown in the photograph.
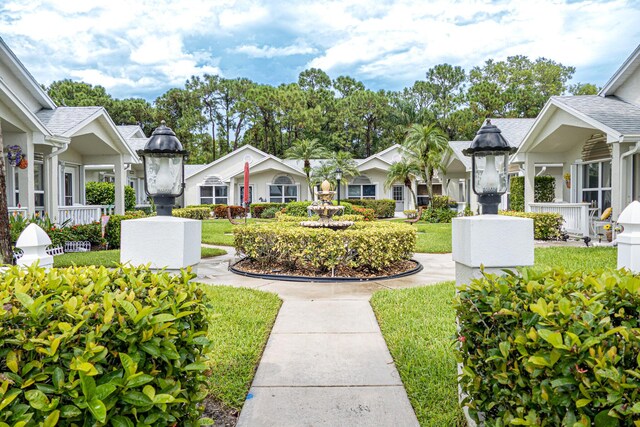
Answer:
[230,180,422,282]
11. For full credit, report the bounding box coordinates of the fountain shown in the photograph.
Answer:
[300,180,354,230]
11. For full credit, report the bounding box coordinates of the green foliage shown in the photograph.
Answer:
[260,207,280,219]
[282,201,313,216]
[421,207,457,223]
[371,282,466,426]
[535,176,556,203]
[172,207,210,220]
[85,182,136,212]
[9,214,100,247]
[234,222,415,272]
[351,205,376,221]
[212,205,245,219]
[275,213,365,223]
[0,265,212,425]
[403,209,418,219]
[455,268,640,426]
[510,176,525,211]
[431,195,457,209]
[348,199,395,218]
[510,176,557,212]
[105,211,147,249]
[249,203,286,218]
[534,247,616,272]
[500,211,564,240]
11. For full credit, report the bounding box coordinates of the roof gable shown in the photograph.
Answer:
[599,44,640,101]
[488,118,536,148]
[185,145,272,180]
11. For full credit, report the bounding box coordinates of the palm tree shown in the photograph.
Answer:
[310,161,337,189]
[284,138,330,199]
[403,123,450,199]
[327,151,360,186]
[384,160,420,208]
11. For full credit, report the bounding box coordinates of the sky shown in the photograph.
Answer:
[1,0,640,101]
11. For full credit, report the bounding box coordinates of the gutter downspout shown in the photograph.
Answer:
[621,141,640,206]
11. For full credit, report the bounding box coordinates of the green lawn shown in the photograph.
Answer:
[201,285,281,410]
[534,246,616,271]
[201,219,269,246]
[53,247,227,268]
[371,281,465,427]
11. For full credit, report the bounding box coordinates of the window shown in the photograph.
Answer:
[348,176,375,199]
[581,160,611,214]
[240,185,253,204]
[269,176,298,203]
[64,172,73,206]
[392,185,403,201]
[34,161,44,209]
[14,169,19,206]
[200,185,228,204]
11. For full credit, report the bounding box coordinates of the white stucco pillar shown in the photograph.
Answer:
[524,155,535,212]
[46,154,59,222]
[610,137,621,221]
[617,201,640,273]
[114,156,125,215]
[452,215,534,287]
[78,165,86,205]
[229,177,236,206]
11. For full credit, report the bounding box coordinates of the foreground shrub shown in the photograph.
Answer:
[0,265,211,425]
[455,268,640,426]
[85,181,136,212]
[500,211,564,240]
[234,221,415,272]
[348,199,395,218]
[173,207,211,220]
[105,211,147,248]
[422,207,457,223]
[249,203,286,218]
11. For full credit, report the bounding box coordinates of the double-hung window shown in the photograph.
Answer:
[200,185,228,204]
[269,176,298,203]
[348,176,376,199]
[581,160,611,215]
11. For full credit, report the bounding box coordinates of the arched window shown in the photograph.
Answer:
[270,175,297,203]
[348,175,376,199]
[200,175,228,204]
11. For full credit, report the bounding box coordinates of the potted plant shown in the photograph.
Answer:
[563,172,571,189]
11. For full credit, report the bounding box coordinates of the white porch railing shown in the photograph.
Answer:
[58,205,114,225]
[529,202,590,236]
[8,207,28,217]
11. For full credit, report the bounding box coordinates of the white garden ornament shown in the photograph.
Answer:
[15,223,53,268]
[617,201,640,273]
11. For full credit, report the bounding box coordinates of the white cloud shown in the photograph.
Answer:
[235,43,318,58]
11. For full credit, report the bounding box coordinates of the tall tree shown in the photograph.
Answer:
[384,159,420,207]
[327,151,360,186]
[0,120,11,263]
[187,74,221,160]
[217,78,253,152]
[284,138,330,198]
[403,123,449,198]
[568,83,599,95]
[342,89,389,157]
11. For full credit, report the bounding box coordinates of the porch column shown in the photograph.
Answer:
[78,165,86,205]
[46,154,59,221]
[114,156,125,215]
[524,155,535,212]
[229,177,236,206]
[610,137,622,221]
[17,133,34,214]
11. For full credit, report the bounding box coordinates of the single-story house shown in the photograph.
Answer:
[513,43,640,236]
[0,37,138,224]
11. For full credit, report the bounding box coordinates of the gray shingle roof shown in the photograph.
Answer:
[488,118,536,148]
[185,164,206,178]
[117,125,143,139]
[448,141,472,169]
[552,95,640,136]
[126,138,148,152]
[36,106,102,135]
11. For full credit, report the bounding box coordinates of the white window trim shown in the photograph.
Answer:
[267,182,299,203]
[577,159,612,213]
[239,184,255,204]
[199,184,229,205]
[347,183,377,199]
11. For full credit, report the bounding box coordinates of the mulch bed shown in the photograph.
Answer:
[232,258,418,279]
[201,397,239,426]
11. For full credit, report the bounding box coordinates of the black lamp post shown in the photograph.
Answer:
[462,120,516,215]
[137,121,188,216]
[335,167,343,205]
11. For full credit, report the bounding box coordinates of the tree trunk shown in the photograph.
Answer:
[406,184,418,208]
[0,121,13,264]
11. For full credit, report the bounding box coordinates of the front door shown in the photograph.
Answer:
[392,185,404,212]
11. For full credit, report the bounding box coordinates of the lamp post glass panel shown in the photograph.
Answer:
[138,121,188,216]
[463,120,516,215]
[335,167,343,205]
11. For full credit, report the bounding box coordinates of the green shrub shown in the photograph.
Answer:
[422,207,458,223]
[430,195,457,210]
[352,205,376,221]
[260,207,280,219]
[336,201,354,214]
[250,203,286,218]
[510,176,557,212]
[172,207,210,220]
[403,209,418,219]
[282,201,313,216]
[85,181,136,212]
[212,205,245,219]
[275,213,365,223]
[455,268,640,426]
[234,221,415,272]
[105,211,147,249]
[0,265,212,425]
[348,199,395,218]
[500,211,564,240]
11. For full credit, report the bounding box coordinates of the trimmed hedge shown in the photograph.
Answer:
[431,195,457,210]
[0,265,211,425]
[172,207,210,220]
[213,205,245,219]
[500,211,564,240]
[249,203,286,218]
[351,205,375,221]
[275,213,366,223]
[105,211,147,249]
[510,176,557,212]
[348,199,395,218]
[422,207,458,223]
[282,201,313,216]
[85,181,136,212]
[234,221,415,272]
[455,268,640,426]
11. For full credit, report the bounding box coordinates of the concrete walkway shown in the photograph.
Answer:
[198,246,455,426]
